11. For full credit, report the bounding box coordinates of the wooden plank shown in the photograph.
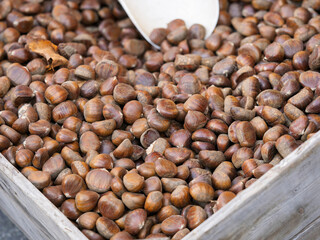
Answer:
[0,154,87,240]
[292,216,320,240]
[185,131,320,240]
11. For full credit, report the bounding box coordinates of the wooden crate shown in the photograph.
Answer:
[0,154,86,240]
[1,131,320,240]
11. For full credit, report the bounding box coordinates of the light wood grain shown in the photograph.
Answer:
[184,131,320,240]
[0,154,87,240]
[292,216,320,240]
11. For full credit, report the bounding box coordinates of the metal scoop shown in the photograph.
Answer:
[118,0,220,49]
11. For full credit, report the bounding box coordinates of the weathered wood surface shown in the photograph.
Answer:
[292,216,320,240]
[0,154,86,240]
[185,131,320,240]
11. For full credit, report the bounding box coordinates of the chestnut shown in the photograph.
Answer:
[62,174,86,198]
[123,171,144,192]
[161,215,187,236]
[189,182,214,202]
[124,209,147,236]
[75,190,99,212]
[144,191,163,213]
[77,212,100,230]
[98,194,125,220]
[96,217,120,239]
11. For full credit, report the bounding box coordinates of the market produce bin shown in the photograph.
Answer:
[1,131,320,240]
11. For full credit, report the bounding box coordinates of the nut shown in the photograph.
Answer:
[189,182,214,202]
[75,190,99,212]
[186,205,207,230]
[124,209,147,235]
[161,215,187,236]
[123,171,145,193]
[98,194,125,220]
[85,169,112,193]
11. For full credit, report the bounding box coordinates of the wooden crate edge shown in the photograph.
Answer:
[0,154,87,240]
[184,131,320,240]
